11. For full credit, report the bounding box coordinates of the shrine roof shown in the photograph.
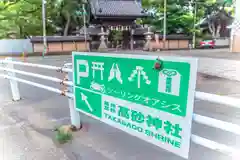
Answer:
[89,0,148,18]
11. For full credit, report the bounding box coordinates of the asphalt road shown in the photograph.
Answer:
[119,48,240,60]
[114,49,240,81]
[0,54,240,160]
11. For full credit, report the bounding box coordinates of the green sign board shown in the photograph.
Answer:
[73,52,198,159]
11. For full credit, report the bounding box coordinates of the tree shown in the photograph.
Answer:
[0,0,47,38]
[50,0,84,36]
[201,0,233,38]
[0,0,85,38]
[141,0,206,35]
[141,0,233,39]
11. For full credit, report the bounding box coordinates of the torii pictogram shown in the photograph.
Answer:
[92,62,104,80]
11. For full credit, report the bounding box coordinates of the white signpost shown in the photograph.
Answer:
[73,52,198,159]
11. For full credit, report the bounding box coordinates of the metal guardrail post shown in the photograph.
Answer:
[64,63,81,129]
[5,57,21,101]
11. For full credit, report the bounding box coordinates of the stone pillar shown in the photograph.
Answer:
[154,34,160,51]
[98,27,108,51]
[143,27,153,51]
[130,29,134,50]
[106,28,110,47]
[230,0,240,53]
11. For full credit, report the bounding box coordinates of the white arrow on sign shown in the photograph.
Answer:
[80,92,93,112]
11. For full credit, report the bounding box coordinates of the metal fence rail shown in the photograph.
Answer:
[191,135,238,156]
[0,66,73,86]
[195,91,240,109]
[2,59,72,73]
[0,57,239,158]
[0,74,74,98]
[193,114,240,136]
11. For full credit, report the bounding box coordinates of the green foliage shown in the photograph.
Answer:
[56,130,73,144]
[141,0,226,36]
[50,0,84,36]
[142,0,194,35]
[55,126,73,144]
[0,0,232,38]
[202,33,214,40]
[112,30,123,41]
[0,0,43,38]
[0,0,85,38]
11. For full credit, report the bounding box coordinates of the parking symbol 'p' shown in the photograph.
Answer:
[77,60,89,85]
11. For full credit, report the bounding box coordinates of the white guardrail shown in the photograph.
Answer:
[0,57,239,158]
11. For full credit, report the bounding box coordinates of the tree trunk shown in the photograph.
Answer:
[216,24,221,38]
[63,13,71,36]
[18,25,23,38]
[208,22,215,38]
[212,23,216,38]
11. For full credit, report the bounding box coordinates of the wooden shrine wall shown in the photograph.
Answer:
[31,36,90,53]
